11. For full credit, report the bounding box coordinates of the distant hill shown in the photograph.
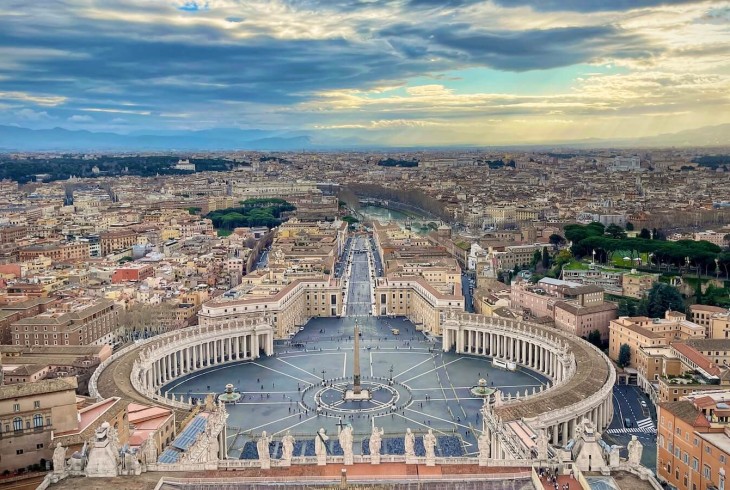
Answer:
[0,125,313,151]
[0,123,727,151]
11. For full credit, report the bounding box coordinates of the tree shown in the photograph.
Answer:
[646,283,685,317]
[625,222,634,231]
[531,250,542,269]
[606,224,627,239]
[587,329,602,348]
[618,300,631,316]
[549,234,565,247]
[639,228,652,240]
[618,343,631,368]
[541,247,550,269]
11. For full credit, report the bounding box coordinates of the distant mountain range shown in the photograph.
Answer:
[0,123,727,151]
[0,125,315,151]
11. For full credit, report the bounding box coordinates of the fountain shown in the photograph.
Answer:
[219,383,242,403]
[470,378,496,399]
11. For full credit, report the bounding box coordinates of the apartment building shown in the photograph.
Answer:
[657,392,730,490]
[608,312,705,368]
[622,270,660,299]
[11,299,118,347]
[0,377,78,473]
[711,313,730,340]
[635,345,683,399]
[0,297,57,345]
[693,230,728,247]
[375,276,464,335]
[689,305,728,338]
[511,277,617,338]
[18,241,90,262]
[0,225,28,244]
[199,275,343,339]
[99,229,137,255]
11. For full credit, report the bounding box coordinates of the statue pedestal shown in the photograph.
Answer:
[317,454,327,466]
[425,458,435,467]
[405,455,418,465]
[260,458,271,470]
[344,454,353,466]
[371,454,381,465]
[344,389,371,401]
[86,441,118,478]
[478,456,488,467]
[280,459,291,467]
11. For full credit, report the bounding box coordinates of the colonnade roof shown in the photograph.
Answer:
[492,325,610,422]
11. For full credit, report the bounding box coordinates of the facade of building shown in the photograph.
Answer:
[0,377,78,472]
[609,313,705,368]
[689,305,728,338]
[622,271,660,299]
[11,299,119,347]
[657,394,729,490]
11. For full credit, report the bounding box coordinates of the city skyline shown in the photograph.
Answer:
[0,1,729,146]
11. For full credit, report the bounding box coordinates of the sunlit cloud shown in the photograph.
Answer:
[0,0,727,143]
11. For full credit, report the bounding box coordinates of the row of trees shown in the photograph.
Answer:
[0,155,237,183]
[207,199,295,230]
[564,222,730,277]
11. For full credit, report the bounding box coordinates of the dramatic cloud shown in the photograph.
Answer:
[0,0,727,144]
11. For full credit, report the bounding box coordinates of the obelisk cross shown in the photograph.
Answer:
[353,320,361,394]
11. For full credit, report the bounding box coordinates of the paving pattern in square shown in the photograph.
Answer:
[163,316,549,458]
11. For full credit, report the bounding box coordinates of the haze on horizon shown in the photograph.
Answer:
[0,0,729,147]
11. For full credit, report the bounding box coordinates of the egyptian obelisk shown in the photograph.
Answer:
[353,320,361,394]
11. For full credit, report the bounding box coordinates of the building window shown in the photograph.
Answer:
[13,417,22,432]
[16,449,23,455]
[692,458,698,471]
[37,443,44,449]
[33,414,43,428]
[13,403,20,412]
[704,465,711,479]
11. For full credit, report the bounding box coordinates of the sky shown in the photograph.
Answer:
[0,0,729,146]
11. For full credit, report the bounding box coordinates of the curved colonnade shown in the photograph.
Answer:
[91,312,613,455]
[90,319,274,410]
[442,312,614,447]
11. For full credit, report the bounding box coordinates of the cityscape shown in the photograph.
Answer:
[0,2,729,490]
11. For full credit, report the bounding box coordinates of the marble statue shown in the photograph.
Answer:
[315,428,329,465]
[536,429,549,460]
[627,435,643,467]
[53,442,67,474]
[423,429,437,466]
[369,426,384,465]
[257,431,272,469]
[339,425,354,465]
[609,445,621,468]
[281,431,295,466]
[478,431,490,466]
[404,428,416,463]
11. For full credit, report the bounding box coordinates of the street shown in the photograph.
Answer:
[603,384,657,471]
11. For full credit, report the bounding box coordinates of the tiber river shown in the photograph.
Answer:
[358,204,432,234]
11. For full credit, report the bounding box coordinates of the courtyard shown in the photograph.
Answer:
[163,315,549,459]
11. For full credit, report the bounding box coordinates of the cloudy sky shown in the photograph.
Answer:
[1,0,728,145]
